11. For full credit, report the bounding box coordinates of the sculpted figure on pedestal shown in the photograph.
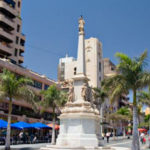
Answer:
[78,16,85,32]
[81,83,88,101]
[68,81,74,102]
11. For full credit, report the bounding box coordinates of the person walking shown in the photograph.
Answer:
[140,132,144,144]
[106,132,110,143]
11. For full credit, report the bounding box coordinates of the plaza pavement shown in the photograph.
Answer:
[0,137,149,150]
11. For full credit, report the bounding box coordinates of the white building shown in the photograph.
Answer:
[58,37,103,88]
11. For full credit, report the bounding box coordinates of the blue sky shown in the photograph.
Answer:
[22,0,150,82]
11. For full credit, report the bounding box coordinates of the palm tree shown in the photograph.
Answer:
[117,107,131,137]
[92,87,107,109]
[107,112,128,139]
[0,69,38,150]
[102,50,150,150]
[92,87,107,137]
[40,85,67,145]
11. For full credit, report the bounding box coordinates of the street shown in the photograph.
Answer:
[104,136,149,150]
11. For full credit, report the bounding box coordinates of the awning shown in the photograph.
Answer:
[0,119,7,128]
[138,128,147,132]
[47,123,59,130]
[11,121,33,129]
[31,122,51,129]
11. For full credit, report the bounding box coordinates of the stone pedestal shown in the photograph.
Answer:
[41,103,113,150]
[56,102,100,147]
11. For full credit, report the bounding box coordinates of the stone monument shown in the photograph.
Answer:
[41,16,112,150]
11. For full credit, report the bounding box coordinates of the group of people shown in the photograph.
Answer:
[102,132,111,143]
[18,131,37,143]
[0,130,53,145]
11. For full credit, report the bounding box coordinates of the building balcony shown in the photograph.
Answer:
[0,42,12,56]
[0,27,13,42]
[18,55,24,63]
[0,0,16,18]
[0,13,15,30]
[21,33,26,41]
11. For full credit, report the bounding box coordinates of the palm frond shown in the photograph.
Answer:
[136,50,148,69]
[103,74,128,103]
[136,71,150,88]
[16,87,39,112]
[92,87,107,105]
[40,85,67,114]
[17,77,33,87]
[138,90,150,106]
[108,113,129,121]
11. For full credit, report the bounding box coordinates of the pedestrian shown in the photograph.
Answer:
[19,131,23,142]
[140,132,144,144]
[102,133,104,140]
[143,137,146,144]
[106,132,110,143]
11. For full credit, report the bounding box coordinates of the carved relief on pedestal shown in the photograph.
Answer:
[81,83,88,101]
[67,81,74,103]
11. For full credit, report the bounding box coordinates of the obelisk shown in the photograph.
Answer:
[41,16,102,150]
[56,16,100,148]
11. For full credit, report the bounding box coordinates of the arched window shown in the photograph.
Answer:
[74,67,77,75]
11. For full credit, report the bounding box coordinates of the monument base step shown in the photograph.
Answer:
[40,145,115,150]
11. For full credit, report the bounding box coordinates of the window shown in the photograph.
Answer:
[111,67,115,71]
[20,39,25,46]
[16,36,19,44]
[99,76,101,81]
[74,67,77,75]
[61,62,65,67]
[10,59,16,64]
[17,25,20,32]
[44,84,49,90]
[18,1,21,8]
[14,49,18,56]
[99,62,101,72]
[34,80,42,89]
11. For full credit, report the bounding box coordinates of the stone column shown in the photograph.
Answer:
[76,16,86,75]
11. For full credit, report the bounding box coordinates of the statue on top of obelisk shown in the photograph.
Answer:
[78,16,85,33]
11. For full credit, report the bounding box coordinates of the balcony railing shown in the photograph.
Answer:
[18,55,24,63]
[0,41,12,55]
[0,13,15,30]
[4,0,16,8]
[0,27,13,42]
[0,0,16,18]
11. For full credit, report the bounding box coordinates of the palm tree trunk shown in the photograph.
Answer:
[5,97,12,150]
[122,122,126,138]
[51,107,56,145]
[113,121,116,140]
[99,105,103,138]
[132,90,140,150]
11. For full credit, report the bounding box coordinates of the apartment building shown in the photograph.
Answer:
[0,58,57,123]
[58,37,103,88]
[103,58,130,110]
[102,58,130,134]
[0,0,61,124]
[0,0,25,65]
[103,58,117,78]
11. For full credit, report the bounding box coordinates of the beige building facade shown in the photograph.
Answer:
[58,37,103,88]
[0,58,57,123]
[103,58,117,78]
[0,0,25,65]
